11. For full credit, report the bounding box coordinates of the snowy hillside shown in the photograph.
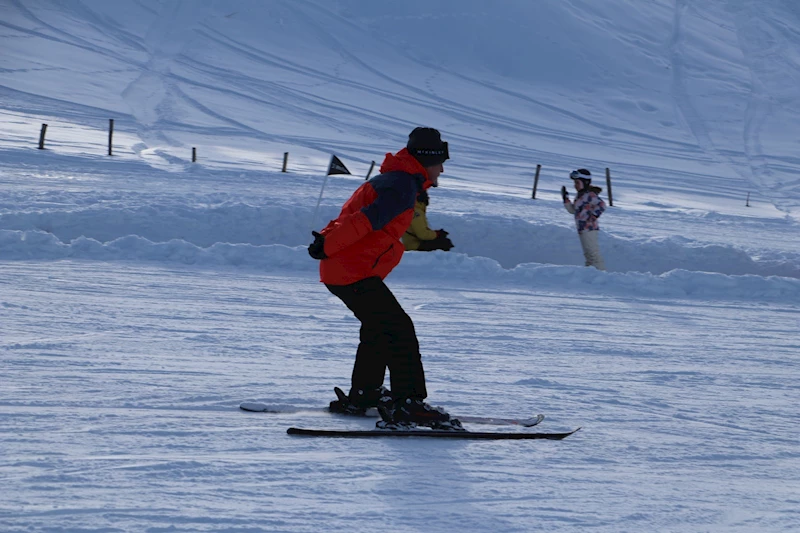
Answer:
[1,1,799,532]
[4,0,800,216]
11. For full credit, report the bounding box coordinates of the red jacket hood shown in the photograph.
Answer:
[380,148,433,190]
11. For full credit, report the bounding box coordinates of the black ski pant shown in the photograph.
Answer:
[325,276,427,400]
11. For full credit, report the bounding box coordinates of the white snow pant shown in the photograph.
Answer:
[578,230,605,271]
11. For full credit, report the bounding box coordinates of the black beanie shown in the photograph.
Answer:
[407,127,449,167]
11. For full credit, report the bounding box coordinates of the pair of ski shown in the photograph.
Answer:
[240,394,579,440]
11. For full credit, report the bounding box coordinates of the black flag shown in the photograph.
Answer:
[327,155,351,176]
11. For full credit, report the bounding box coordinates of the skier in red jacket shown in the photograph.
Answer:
[308,127,457,428]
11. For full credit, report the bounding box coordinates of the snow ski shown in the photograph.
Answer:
[240,402,545,428]
[286,427,580,440]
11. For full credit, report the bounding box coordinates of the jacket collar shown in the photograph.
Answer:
[379,148,433,190]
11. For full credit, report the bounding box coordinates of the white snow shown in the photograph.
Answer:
[1,1,799,531]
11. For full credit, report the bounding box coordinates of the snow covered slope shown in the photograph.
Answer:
[1,2,800,532]
[3,0,800,217]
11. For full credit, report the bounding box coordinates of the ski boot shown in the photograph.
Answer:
[329,386,391,416]
[376,396,464,431]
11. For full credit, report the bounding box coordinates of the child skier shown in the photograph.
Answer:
[562,168,607,270]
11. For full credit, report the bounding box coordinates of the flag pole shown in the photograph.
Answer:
[311,155,334,232]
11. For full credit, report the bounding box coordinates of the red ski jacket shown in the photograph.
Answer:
[318,149,433,285]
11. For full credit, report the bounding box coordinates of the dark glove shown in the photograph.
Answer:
[308,231,327,260]
[436,229,449,238]
[417,235,454,252]
[561,186,569,202]
[439,237,454,251]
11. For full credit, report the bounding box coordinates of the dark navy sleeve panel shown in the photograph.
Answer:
[361,171,421,230]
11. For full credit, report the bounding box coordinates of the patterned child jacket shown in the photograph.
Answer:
[567,189,606,233]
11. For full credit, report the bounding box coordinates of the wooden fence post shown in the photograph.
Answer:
[38,124,48,150]
[282,152,289,172]
[365,161,375,180]
[192,147,197,162]
[605,167,614,206]
[531,164,541,199]
[108,119,114,156]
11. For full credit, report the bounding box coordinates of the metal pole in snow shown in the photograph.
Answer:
[38,124,48,149]
[531,164,541,199]
[605,167,614,207]
[310,156,333,232]
[108,119,114,156]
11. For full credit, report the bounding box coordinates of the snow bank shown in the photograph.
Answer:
[2,201,797,279]
[2,229,798,302]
